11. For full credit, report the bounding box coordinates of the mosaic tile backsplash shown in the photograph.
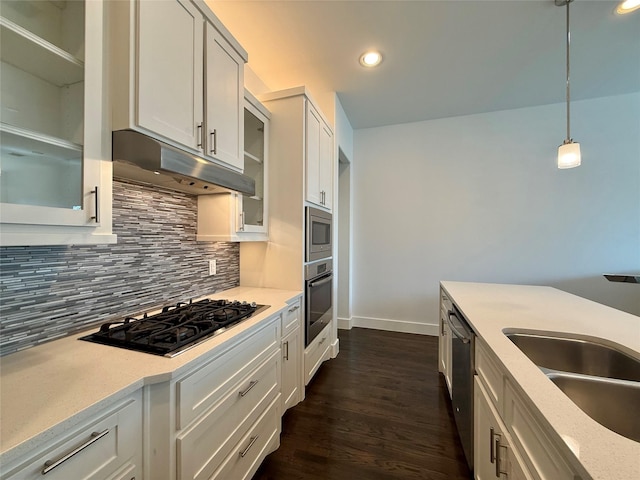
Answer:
[0,180,240,356]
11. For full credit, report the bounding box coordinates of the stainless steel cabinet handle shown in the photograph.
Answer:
[90,186,99,223]
[284,341,289,361]
[239,435,259,458]
[309,274,333,288]
[210,129,217,155]
[489,427,498,466]
[319,336,326,345]
[239,380,258,397]
[239,212,245,231]
[288,305,300,313]
[493,432,507,478]
[197,123,203,148]
[42,429,109,474]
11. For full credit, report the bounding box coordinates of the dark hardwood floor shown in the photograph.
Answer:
[252,327,472,480]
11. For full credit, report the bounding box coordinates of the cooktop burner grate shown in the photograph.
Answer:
[80,299,269,357]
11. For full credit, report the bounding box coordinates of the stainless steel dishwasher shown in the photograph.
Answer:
[446,305,476,470]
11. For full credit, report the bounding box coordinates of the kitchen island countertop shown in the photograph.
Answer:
[441,281,640,480]
[0,286,302,465]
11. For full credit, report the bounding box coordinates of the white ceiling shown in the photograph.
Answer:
[208,0,640,129]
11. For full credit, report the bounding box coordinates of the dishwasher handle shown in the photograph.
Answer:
[446,310,472,344]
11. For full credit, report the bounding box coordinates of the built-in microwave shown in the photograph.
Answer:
[306,206,332,262]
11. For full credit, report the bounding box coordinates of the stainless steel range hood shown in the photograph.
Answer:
[112,130,255,196]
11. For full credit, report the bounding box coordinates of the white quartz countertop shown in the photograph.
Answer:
[440,281,640,480]
[0,286,302,464]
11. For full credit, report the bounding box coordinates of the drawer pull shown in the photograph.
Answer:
[239,435,259,458]
[239,380,259,397]
[42,429,109,475]
[319,337,326,345]
[288,305,300,313]
[490,427,496,464]
[284,341,289,361]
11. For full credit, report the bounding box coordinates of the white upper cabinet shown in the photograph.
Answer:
[305,103,321,207]
[205,23,244,171]
[110,0,247,172]
[0,0,115,246]
[304,100,333,211]
[197,90,270,242]
[319,121,333,210]
[136,0,203,150]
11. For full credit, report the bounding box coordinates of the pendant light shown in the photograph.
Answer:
[556,0,581,169]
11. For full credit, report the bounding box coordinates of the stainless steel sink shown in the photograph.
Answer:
[504,331,640,442]
[547,372,640,442]
[505,332,640,382]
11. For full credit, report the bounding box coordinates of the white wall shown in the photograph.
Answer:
[335,97,354,331]
[352,93,640,333]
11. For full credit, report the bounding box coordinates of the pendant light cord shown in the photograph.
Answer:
[565,0,572,142]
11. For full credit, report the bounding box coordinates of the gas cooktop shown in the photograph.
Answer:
[79,299,269,357]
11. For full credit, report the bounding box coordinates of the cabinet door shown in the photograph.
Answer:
[0,0,112,237]
[475,377,532,480]
[305,101,321,206]
[238,96,268,234]
[282,326,301,411]
[205,23,243,171]
[137,0,203,151]
[319,123,333,210]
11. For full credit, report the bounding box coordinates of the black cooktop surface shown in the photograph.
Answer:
[79,299,269,357]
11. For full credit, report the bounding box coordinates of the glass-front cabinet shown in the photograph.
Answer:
[0,0,114,246]
[197,89,269,241]
[239,91,268,235]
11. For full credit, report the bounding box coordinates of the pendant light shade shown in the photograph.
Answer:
[558,140,581,169]
[556,0,581,169]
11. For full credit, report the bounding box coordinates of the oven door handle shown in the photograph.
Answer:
[309,274,333,288]
[446,310,471,344]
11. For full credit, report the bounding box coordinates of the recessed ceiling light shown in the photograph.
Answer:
[359,51,382,67]
[616,0,640,14]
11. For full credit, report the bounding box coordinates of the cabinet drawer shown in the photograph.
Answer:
[476,339,504,412]
[282,299,301,337]
[304,323,331,385]
[177,351,280,480]
[2,392,142,480]
[176,314,280,429]
[504,381,576,480]
[211,397,281,480]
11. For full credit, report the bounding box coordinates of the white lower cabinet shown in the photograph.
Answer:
[281,299,302,411]
[475,377,532,480]
[209,397,280,480]
[145,312,283,480]
[439,289,453,396]
[475,338,583,480]
[304,322,332,386]
[1,391,142,480]
[176,350,280,480]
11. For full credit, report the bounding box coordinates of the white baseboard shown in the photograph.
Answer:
[350,315,439,336]
[337,316,353,330]
[330,338,339,358]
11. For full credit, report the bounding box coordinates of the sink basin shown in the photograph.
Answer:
[505,332,640,382]
[547,372,640,442]
[505,331,640,442]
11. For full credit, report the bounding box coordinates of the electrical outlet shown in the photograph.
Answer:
[208,259,217,276]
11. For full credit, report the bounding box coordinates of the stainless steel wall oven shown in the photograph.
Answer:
[305,258,333,346]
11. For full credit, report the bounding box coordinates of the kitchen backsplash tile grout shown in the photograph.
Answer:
[0,180,239,356]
